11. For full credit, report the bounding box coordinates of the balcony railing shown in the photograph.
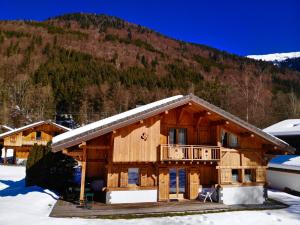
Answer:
[22,139,48,146]
[160,144,220,161]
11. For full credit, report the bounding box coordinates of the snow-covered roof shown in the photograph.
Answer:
[0,121,71,139]
[247,51,300,62]
[264,119,300,136]
[0,125,13,131]
[268,155,300,171]
[52,94,294,153]
[53,95,183,145]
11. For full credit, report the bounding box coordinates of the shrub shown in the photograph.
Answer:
[26,143,77,193]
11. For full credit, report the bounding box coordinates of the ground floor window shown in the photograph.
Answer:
[231,169,239,183]
[128,168,139,185]
[244,169,254,182]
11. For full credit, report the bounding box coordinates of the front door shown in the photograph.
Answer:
[169,168,186,199]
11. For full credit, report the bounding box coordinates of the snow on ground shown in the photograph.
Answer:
[1,166,300,225]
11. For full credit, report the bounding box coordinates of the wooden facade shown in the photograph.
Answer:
[0,121,69,163]
[56,95,293,204]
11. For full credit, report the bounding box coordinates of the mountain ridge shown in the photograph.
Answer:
[0,13,300,128]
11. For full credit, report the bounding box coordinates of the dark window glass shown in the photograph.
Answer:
[232,169,239,183]
[128,168,139,185]
[169,128,177,144]
[36,131,42,140]
[178,128,187,145]
[169,168,177,194]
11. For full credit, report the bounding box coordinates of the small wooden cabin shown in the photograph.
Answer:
[52,94,294,205]
[0,121,70,164]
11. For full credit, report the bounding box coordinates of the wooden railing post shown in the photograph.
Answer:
[79,142,87,206]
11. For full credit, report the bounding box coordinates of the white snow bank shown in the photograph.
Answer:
[264,119,300,136]
[247,52,300,62]
[268,155,300,171]
[53,95,183,144]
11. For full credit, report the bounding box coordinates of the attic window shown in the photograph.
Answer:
[36,131,42,140]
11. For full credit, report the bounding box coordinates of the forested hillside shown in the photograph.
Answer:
[0,13,300,128]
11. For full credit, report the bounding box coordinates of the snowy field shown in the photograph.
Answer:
[1,166,300,225]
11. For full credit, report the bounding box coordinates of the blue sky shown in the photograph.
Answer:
[1,0,299,56]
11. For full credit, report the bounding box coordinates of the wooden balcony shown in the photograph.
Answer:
[160,144,220,161]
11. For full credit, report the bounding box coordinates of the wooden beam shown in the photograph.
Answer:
[211,120,229,126]
[240,132,255,138]
[3,148,7,164]
[79,143,87,205]
[176,107,185,124]
[78,141,86,149]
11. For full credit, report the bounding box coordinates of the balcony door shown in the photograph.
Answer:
[169,128,187,145]
[169,168,186,199]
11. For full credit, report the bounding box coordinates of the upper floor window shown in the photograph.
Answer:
[36,131,42,140]
[221,130,239,148]
[169,128,187,145]
[128,168,139,186]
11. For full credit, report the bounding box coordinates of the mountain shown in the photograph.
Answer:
[247,52,300,72]
[0,13,300,128]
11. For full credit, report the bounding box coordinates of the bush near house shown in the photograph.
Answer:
[25,143,77,193]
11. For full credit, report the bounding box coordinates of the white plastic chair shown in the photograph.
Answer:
[200,186,216,202]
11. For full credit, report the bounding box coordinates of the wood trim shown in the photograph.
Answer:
[217,166,267,169]
[105,186,157,191]
[220,182,265,187]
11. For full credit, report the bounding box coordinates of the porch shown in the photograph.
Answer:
[49,198,287,218]
[50,199,228,218]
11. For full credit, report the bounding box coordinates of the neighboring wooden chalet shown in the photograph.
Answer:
[51,94,294,205]
[0,121,70,164]
[264,119,300,154]
[267,155,300,193]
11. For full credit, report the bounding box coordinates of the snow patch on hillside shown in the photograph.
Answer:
[247,52,300,62]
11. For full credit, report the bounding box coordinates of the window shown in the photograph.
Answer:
[128,168,139,185]
[231,169,239,183]
[169,128,187,145]
[221,130,239,148]
[244,169,254,182]
[36,131,42,140]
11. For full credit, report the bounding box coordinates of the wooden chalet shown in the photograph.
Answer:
[0,121,70,164]
[51,94,294,205]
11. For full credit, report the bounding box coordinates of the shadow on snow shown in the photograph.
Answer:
[0,178,58,200]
